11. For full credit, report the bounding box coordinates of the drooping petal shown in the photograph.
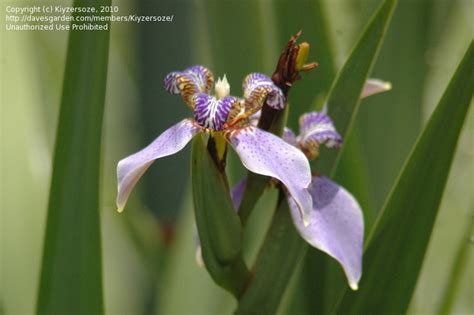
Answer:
[361,78,392,98]
[231,177,247,210]
[282,127,299,147]
[193,93,238,131]
[226,126,312,225]
[164,65,214,108]
[298,112,342,158]
[287,176,364,290]
[116,119,201,212]
[242,73,286,112]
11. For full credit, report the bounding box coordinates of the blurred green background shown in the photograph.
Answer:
[1,0,472,314]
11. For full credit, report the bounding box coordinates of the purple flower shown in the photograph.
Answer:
[226,80,391,290]
[116,65,312,223]
[229,111,363,290]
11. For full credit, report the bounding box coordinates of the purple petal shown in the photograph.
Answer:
[226,126,312,225]
[231,177,247,210]
[116,119,201,212]
[164,65,214,108]
[193,93,238,131]
[298,112,342,150]
[361,78,392,99]
[242,73,286,112]
[288,176,364,290]
[283,127,299,147]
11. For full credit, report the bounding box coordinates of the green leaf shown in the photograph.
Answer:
[317,0,398,174]
[36,1,111,314]
[235,0,398,313]
[359,0,436,214]
[335,41,474,315]
[191,135,249,297]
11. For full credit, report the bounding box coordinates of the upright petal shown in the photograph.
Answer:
[242,73,286,112]
[193,93,237,131]
[164,65,214,108]
[287,176,364,290]
[298,112,342,157]
[361,78,392,98]
[116,119,201,212]
[226,126,312,225]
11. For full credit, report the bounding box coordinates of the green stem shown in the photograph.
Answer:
[235,191,307,315]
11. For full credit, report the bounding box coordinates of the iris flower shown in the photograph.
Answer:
[116,65,313,224]
[229,80,391,290]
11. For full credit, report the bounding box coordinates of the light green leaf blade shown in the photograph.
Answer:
[335,41,474,315]
[36,1,111,314]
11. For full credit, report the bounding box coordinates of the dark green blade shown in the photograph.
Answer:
[36,1,111,314]
[335,41,474,315]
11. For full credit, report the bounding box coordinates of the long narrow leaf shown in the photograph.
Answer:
[318,0,397,174]
[335,41,474,315]
[36,2,110,314]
